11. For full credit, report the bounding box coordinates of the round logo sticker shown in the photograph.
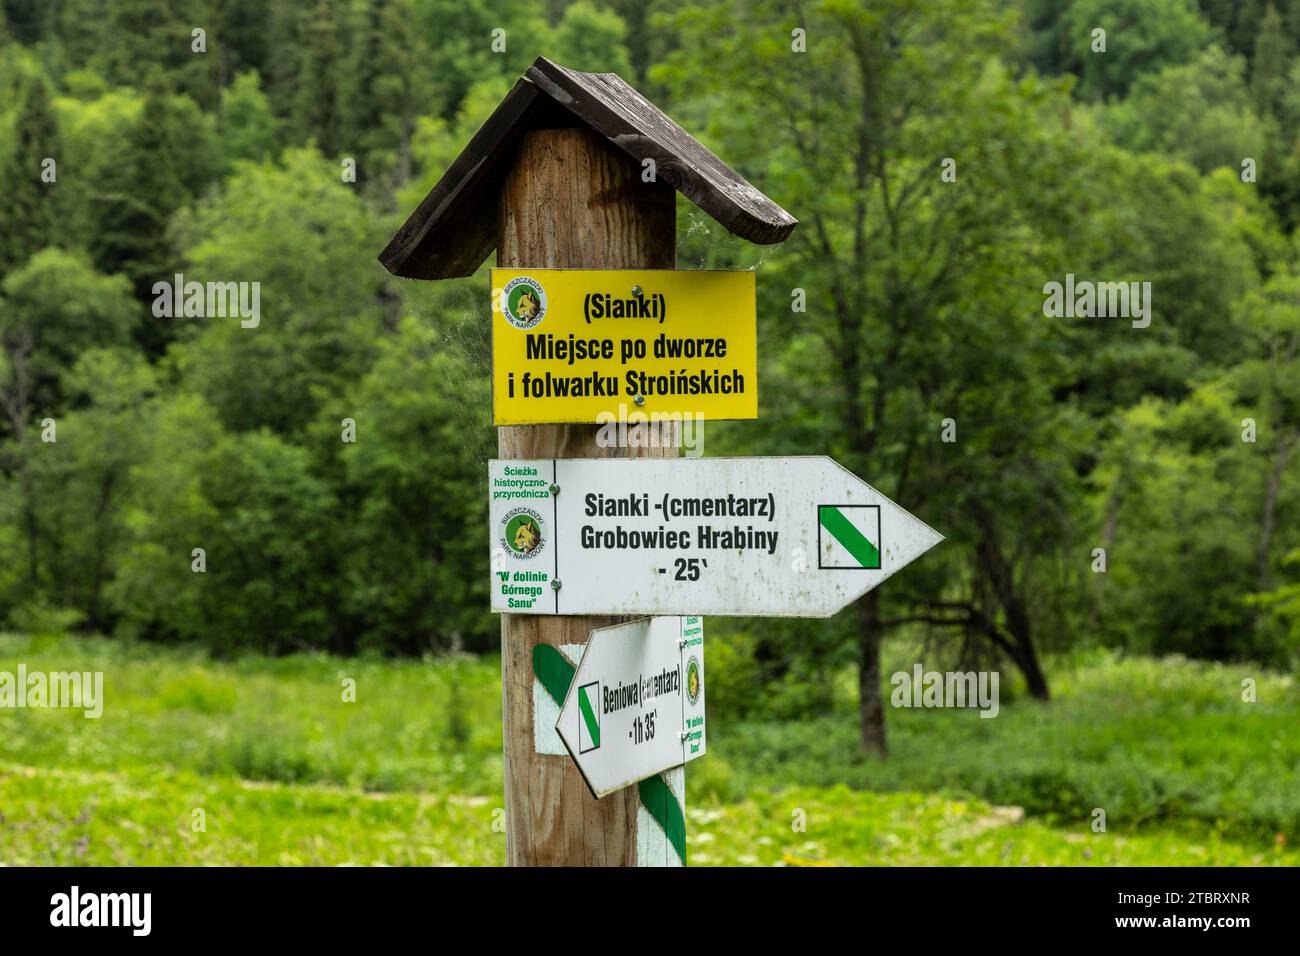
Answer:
[501,276,547,330]
[501,507,545,559]
[686,655,702,705]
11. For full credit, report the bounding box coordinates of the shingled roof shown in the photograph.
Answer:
[379,56,797,280]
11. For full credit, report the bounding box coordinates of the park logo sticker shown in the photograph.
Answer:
[686,655,702,705]
[502,275,547,330]
[501,507,546,560]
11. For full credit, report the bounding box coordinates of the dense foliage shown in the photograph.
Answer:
[1,0,1298,751]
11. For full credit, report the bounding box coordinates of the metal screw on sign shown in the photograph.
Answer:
[634,394,645,406]
[551,579,562,591]
[631,285,643,297]
[549,483,560,496]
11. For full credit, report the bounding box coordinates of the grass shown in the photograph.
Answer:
[0,633,502,794]
[0,765,501,866]
[705,653,1300,846]
[0,632,1296,866]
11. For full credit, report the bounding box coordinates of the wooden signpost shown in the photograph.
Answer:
[383,56,938,868]
[487,456,942,617]
[382,57,794,867]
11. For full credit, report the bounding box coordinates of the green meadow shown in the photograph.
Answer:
[0,632,1295,867]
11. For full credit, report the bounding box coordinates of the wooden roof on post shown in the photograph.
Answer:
[379,56,797,280]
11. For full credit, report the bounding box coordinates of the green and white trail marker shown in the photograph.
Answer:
[556,616,706,798]
[488,456,942,618]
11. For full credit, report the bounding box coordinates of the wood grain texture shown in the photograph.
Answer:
[380,57,795,280]
[526,57,796,246]
[498,128,679,866]
[377,79,577,280]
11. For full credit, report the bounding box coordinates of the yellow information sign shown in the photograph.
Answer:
[490,268,757,425]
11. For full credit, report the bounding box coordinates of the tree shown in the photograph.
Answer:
[409,0,548,120]
[211,0,275,87]
[0,250,136,591]
[71,75,219,352]
[1092,387,1264,659]
[1252,550,1300,662]
[0,68,60,276]
[52,0,221,110]
[1090,254,1299,666]
[657,0,1091,753]
[23,349,155,630]
[0,247,137,416]
[1230,260,1300,599]
[551,2,632,77]
[1198,0,1267,60]
[265,0,308,118]
[167,148,387,435]
[1104,47,1269,176]
[338,0,435,198]
[220,70,280,168]
[111,407,339,653]
[106,392,221,644]
[1062,0,1214,100]
[1,0,50,45]
[333,317,494,654]
[291,0,343,154]
[1251,4,1294,119]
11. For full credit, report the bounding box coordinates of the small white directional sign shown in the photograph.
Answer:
[556,616,705,798]
[488,456,942,617]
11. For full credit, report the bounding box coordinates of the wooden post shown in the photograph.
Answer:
[379,55,796,868]
[497,127,679,866]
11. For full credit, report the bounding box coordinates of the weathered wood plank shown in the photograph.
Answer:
[377,78,574,279]
[497,128,680,866]
[380,57,796,279]
[526,56,796,246]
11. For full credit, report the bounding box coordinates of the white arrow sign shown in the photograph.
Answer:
[488,456,942,617]
[556,616,706,798]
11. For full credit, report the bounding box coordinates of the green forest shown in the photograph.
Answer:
[1,0,1299,866]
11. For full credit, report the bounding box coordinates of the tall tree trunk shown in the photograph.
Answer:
[857,590,887,757]
[1008,635,1051,701]
[975,507,1051,701]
